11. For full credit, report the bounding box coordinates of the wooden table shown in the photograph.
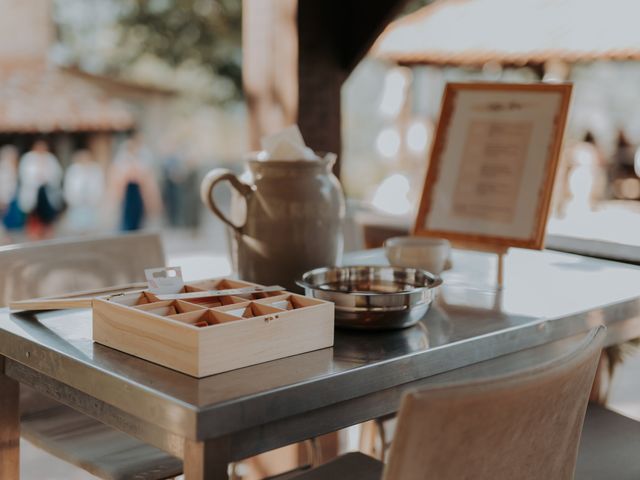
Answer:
[2,248,640,479]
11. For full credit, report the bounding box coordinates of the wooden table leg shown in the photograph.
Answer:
[184,438,230,480]
[0,357,20,479]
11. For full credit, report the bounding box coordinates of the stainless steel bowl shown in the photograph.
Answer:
[296,266,443,330]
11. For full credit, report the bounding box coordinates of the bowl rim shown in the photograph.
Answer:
[296,265,443,296]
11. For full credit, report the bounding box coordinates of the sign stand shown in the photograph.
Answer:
[496,249,506,290]
[453,241,508,290]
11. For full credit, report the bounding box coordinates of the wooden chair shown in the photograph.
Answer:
[288,326,605,480]
[0,232,164,305]
[0,232,183,480]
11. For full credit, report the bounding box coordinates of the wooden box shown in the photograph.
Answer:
[91,278,334,377]
[12,278,334,378]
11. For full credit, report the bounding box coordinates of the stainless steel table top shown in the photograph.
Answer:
[1,247,640,442]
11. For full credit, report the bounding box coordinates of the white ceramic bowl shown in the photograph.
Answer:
[384,236,451,274]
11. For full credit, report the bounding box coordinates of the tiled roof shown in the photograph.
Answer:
[0,65,134,133]
[372,0,640,66]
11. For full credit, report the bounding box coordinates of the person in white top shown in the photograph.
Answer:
[18,140,62,211]
[0,145,19,242]
[0,145,18,210]
[18,139,63,238]
[63,149,105,233]
[108,133,162,231]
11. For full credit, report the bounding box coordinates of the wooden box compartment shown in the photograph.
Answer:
[92,279,334,377]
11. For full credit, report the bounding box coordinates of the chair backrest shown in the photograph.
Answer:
[0,232,165,307]
[383,327,606,480]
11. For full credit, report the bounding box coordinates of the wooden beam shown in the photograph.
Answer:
[297,1,344,174]
[297,0,409,176]
[243,0,408,176]
[335,0,412,72]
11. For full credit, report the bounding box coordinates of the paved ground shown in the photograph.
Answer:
[20,440,99,480]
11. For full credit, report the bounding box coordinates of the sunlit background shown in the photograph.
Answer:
[5,1,640,478]
[2,0,640,252]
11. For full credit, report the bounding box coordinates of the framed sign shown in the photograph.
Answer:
[414,82,572,251]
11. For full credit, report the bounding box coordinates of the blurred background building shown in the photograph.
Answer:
[1,0,640,253]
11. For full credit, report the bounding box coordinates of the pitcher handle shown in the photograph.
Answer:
[200,169,252,233]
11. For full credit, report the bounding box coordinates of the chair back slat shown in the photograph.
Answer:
[383,327,606,480]
[0,232,165,307]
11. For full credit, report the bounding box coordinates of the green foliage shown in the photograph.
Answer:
[116,0,242,102]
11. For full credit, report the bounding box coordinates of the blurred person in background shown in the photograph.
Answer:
[162,146,201,232]
[0,145,18,210]
[63,149,105,233]
[565,131,606,216]
[179,153,202,232]
[609,132,636,198]
[0,145,22,241]
[109,133,162,231]
[161,146,182,228]
[18,139,64,239]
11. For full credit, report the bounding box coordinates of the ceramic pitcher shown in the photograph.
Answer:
[201,155,345,290]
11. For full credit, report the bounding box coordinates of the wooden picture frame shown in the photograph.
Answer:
[414,82,572,251]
